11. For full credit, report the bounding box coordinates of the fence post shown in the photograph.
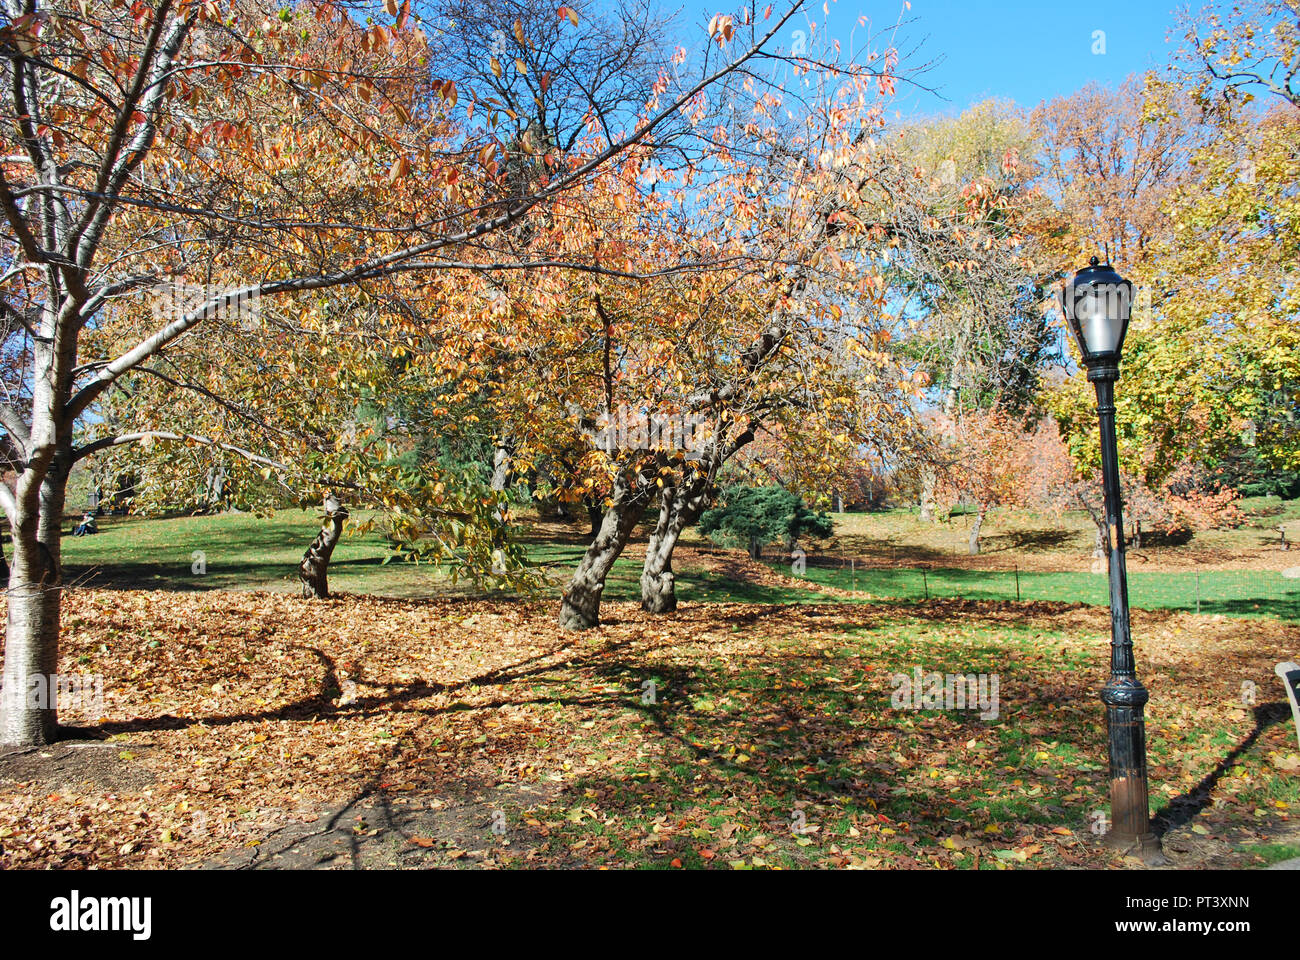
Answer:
[922,567,929,601]
[1015,564,1020,603]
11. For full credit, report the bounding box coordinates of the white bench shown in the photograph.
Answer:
[1277,662,1300,749]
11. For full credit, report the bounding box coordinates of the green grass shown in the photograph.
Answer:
[18,511,1300,869]
[52,510,1300,619]
[1239,495,1300,525]
[793,498,1300,566]
[781,563,1300,620]
[529,612,1300,869]
[55,511,837,605]
[58,510,419,595]
[1238,842,1300,866]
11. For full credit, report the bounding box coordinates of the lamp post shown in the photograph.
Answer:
[1061,257,1164,864]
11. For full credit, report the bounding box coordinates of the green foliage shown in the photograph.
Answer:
[1046,104,1300,485]
[890,100,1054,418]
[699,486,834,555]
[1212,448,1300,499]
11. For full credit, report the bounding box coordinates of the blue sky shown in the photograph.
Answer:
[682,0,1186,116]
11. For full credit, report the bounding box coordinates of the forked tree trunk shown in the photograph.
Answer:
[1,450,70,747]
[299,497,348,599]
[559,472,652,630]
[968,506,986,556]
[639,430,752,614]
[640,480,708,614]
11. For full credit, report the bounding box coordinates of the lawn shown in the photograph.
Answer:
[4,506,1294,870]
[53,507,1300,620]
[801,497,1300,570]
[782,562,1300,621]
[1,591,1295,869]
[53,510,843,604]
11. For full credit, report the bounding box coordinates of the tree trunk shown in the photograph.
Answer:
[968,506,986,556]
[920,465,936,522]
[1,452,70,747]
[640,479,708,614]
[490,444,511,492]
[640,427,751,615]
[200,462,228,512]
[559,472,651,630]
[299,497,348,599]
[748,536,764,561]
[586,500,603,538]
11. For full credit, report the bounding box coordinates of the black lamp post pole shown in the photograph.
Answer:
[1090,364,1163,862]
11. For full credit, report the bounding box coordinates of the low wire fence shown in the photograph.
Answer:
[791,559,1300,619]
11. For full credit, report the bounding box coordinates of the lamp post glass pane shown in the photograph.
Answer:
[1081,294,1122,355]
[1068,279,1131,359]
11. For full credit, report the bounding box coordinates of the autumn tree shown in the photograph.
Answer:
[930,408,1026,555]
[892,100,1053,419]
[1046,96,1300,489]
[1031,77,1209,272]
[1175,0,1298,109]
[392,7,936,628]
[0,0,814,747]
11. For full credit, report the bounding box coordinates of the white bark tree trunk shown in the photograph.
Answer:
[968,505,986,556]
[1,446,70,746]
[490,445,511,492]
[920,465,936,522]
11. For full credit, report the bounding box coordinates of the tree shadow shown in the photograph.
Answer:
[1152,701,1292,835]
[1196,596,1300,621]
[979,528,1077,553]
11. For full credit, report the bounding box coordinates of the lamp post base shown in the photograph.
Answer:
[1105,830,1167,866]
